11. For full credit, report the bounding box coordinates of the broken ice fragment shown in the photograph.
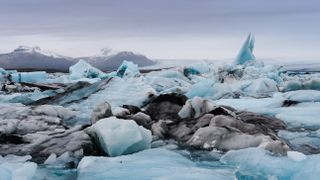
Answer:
[234,33,255,65]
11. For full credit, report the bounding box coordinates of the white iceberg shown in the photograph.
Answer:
[69,60,106,80]
[89,117,152,156]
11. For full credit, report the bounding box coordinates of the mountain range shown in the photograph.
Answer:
[0,46,155,72]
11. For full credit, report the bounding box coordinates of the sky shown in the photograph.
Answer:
[0,0,319,61]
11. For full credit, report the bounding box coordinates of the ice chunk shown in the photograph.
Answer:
[116,60,140,78]
[221,147,320,179]
[183,61,211,77]
[0,155,37,180]
[287,151,306,162]
[242,78,278,97]
[214,96,284,111]
[89,117,152,156]
[186,80,234,99]
[78,148,234,180]
[284,90,320,102]
[69,60,106,80]
[283,78,320,91]
[234,33,255,65]
[278,130,320,152]
[11,71,47,83]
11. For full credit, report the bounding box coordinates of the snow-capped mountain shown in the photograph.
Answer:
[0,46,155,72]
[0,46,75,72]
[79,48,155,71]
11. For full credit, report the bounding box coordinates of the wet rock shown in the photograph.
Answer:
[151,120,168,139]
[128,112,153,129]
[91,101,112,124]
[145,93,187,121]
[122,105,142,114]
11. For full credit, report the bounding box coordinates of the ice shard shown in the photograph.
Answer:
[235,33,256,65]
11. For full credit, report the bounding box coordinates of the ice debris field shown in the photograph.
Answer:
[1,34,320,179]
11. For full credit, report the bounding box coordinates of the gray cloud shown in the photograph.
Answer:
[0,0,319,59]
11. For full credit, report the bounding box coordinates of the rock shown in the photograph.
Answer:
[178,96,216,119]
[151,120,168,139]
[90,101,112,124]
[122,105,142,114]
[128,112,153,129]
[145,93,187,121]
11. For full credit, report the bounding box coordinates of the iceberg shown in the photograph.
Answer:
[0,155,37,180]
[186,80,235,99]
[234,33,255,65]
[88,117,152,156]
[69,60,106,80]
[11,71,47,83]
[183,61,211,77]
[242,78,278,97]
[221,147,320,179]
[77,148,235,180]
[116,60,140,78]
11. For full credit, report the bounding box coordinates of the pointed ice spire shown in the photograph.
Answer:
[234,33,256,65]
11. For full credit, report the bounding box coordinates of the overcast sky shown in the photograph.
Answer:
[0,0,319,60]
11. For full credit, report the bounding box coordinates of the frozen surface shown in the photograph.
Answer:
[78,148,234,180]
[221,147,320,179]
[0,155,37,180]
[89,117,152,156]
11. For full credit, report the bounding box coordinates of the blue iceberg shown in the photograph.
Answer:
[234,33,255,65]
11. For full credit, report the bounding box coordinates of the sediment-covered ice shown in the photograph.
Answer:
[89,117,152,156]
[67,77,157,121]
[78,148,234,180]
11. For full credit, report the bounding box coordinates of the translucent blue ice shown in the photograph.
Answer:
[234,33,255,65]
[11,71,47,83]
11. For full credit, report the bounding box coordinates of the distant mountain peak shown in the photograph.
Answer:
[99,48,118,57]
[14,45,41,53]
[13,45,68,59]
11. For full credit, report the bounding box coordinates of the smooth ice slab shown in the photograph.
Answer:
[78,148,234,180]
[89,117,152,156]
[11,71,47,83]
[221,147,320,179]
